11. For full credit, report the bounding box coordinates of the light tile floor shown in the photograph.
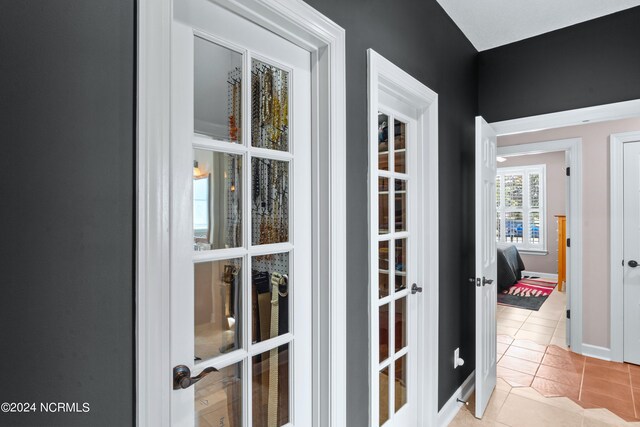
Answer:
[497,287,568,349]
[449,287,640,425]
[450,378,640,426]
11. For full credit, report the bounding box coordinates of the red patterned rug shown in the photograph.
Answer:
[498,278,557,310]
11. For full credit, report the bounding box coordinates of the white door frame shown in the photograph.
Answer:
[137,1,346,426]
[367,49,439,426]
[610,130,640,362]
[496,138,583,354]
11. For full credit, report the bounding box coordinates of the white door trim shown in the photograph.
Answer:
[610,131,640,362]
[367,49,439,426]
[137,1,347,426]
[496,138,583,354]
[491,99,640,136]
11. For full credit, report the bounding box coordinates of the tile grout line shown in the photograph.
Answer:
[578,358,586,402]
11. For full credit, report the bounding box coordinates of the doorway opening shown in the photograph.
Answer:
[495,146,572,343]
[468,104,640,425]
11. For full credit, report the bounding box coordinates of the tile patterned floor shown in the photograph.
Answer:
[449,287,640,425]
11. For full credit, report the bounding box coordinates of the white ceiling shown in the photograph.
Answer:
[436,0,640,51]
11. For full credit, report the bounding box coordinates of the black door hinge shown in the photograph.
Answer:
[567,238,571,247]
[566,167,570,176]
[566,309,571,319]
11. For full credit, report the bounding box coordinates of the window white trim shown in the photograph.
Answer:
[137,1,347,425]
[368,49,439,427]
[610,131,640,362]
[496,164,547,252]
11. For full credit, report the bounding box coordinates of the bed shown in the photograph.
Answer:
[497,243,526,293]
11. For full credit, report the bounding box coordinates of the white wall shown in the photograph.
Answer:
[498,117,640,348]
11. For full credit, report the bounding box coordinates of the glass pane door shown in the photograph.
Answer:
[376,112,413,425]
[192,35,296,427]
[170,11,311,425]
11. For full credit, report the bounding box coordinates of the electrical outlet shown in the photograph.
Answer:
[454,348,465,369]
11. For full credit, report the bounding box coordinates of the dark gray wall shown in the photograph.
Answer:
[0,1,135,426]
[302,0,478,424]
[479,6,640,122]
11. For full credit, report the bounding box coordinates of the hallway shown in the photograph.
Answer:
[454,288,640,425]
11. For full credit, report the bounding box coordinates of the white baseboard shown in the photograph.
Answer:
[522,271,558,280]
[581,344,611,361]
[437,370,475,427]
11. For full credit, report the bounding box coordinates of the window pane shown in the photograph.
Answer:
[252,344,290,426]
[379,177,389,234]
[496,212,501,241]
[395,179,407,232]
[379,241,390,298]
[194,149,242,251]
[195,259,242,362]
[251,59,289,151]
[395,297,406,352]
[252,158,289,245]
[251,253,289,344]
[378,113,389,171]
[395,239,407,291]
[496,175,501,208]
[379,303,389,362]
[194,36,242,143]
[504,174,523,208]
[394,119,406,174]
[395,355,407,413]
[195,362,242,427]
[530,173,540,208]
[505,212,524,243]
[530,211,541,244]
[379,367,390,426]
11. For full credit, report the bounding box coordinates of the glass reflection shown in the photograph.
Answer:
[394,119,406,173]
[395,239,407,291]
[193,149,242,251]
[379,366,390,426]
[251,157,289,245]
[252,344,290,426]
[251,253,290,344]
[194,36,242,143]
[195,362,242,427]
[194,259,242,362]
[378,113,389,171]
[251,59,289,152]
[395,355,407,412]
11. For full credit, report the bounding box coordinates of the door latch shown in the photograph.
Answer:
[411,283,423,294]
[173,365,218,390]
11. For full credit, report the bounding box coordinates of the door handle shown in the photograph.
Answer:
[629,260,639,268]
[411,283,423,294]
[173,365,217,390]
[482,277,494,286]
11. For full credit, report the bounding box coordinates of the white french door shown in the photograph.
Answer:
[474,116,498,419]
[169,1,312,426]
[371,103,420,426]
